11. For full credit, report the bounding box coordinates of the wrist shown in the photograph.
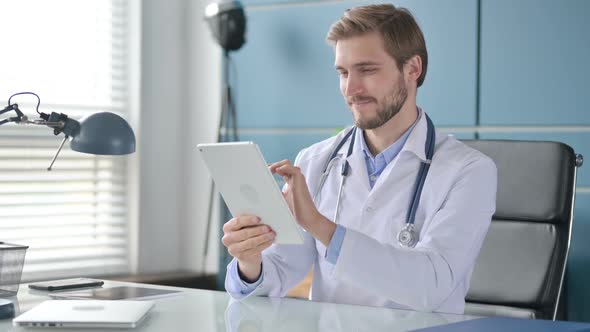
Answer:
[307,213,337,247]
[237,259,262,283]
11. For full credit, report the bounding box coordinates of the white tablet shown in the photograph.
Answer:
[197,142,304,244]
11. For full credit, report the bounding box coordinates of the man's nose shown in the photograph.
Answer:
[344,75,363,97]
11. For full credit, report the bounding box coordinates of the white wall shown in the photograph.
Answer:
[137,0,221,274]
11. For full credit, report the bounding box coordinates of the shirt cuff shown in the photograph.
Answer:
[325,224,347,264]
[228,259,264,295]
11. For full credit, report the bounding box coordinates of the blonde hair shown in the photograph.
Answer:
[326,4,428,87]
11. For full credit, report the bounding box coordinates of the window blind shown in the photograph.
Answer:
[0,0,134,281]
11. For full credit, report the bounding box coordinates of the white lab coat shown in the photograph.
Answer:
[226,110,497,314]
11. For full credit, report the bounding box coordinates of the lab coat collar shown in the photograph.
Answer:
[400,108,430,162]
[350,108,430,163]
[341,108,431,192]
[347,133,372,193]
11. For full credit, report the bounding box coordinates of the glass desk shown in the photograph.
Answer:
[1,280,480,331]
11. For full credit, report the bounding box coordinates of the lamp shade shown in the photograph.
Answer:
[70,112,136,155]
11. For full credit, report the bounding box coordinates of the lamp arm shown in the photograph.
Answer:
[1,96,81,171]
[0,103,27,125]
[0,106,78,135]
[7,112,81,138]
[22,119,66,129]
[1,93,78,136]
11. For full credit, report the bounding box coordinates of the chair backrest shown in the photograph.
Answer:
[461,140,580,320]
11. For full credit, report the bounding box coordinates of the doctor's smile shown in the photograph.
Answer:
[348,96,376,107]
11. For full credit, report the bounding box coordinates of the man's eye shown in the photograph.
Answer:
[361,68,376,74]
[338,71,348,78]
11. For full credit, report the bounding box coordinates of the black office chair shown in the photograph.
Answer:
[461,140,583,320]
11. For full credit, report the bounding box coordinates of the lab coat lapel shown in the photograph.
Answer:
[400,110,429,163]
[369,110,430,195]
[345,143,371,194]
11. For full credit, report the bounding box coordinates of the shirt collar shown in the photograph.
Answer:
[358,107,421,162]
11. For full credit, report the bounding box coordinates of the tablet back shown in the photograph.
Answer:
[198,142,304,244]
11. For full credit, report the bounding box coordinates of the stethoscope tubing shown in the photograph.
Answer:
[313,114,436,246]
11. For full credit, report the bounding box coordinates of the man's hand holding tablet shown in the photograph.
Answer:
[197,142,305,282]
[221,215,275,282]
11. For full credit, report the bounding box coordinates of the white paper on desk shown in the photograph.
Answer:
[48,286,182,301]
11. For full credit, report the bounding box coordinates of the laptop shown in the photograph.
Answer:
[13,300,154,329]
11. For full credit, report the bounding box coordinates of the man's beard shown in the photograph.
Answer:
[352,78,408,130]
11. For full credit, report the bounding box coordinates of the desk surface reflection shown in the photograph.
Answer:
[1,281,478,332]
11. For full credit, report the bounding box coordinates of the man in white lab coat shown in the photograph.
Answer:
[222,4,497,314]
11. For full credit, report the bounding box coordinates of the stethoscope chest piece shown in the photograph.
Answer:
[397,224,418,248]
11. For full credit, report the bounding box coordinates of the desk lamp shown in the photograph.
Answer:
[0,92,136,170]
[0,92,136,316]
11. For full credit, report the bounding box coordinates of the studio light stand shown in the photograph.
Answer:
[203,0,246,278]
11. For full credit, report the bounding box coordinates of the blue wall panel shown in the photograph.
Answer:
[233,0,478,128]
[479,132,589,186]
[399,0,477,126]
[239,132,332,163]
[239,132,333,187]
[241,0,332,7]
[567,193,590,322]
[480,0,590,125]
[233,3,350,128]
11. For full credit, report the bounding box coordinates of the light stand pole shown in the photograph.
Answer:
[202,51,238,285]
[203,0,246,287]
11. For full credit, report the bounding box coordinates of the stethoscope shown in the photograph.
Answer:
[313,114,436,248]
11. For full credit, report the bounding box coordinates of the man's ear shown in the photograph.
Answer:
[404,55,422,85]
